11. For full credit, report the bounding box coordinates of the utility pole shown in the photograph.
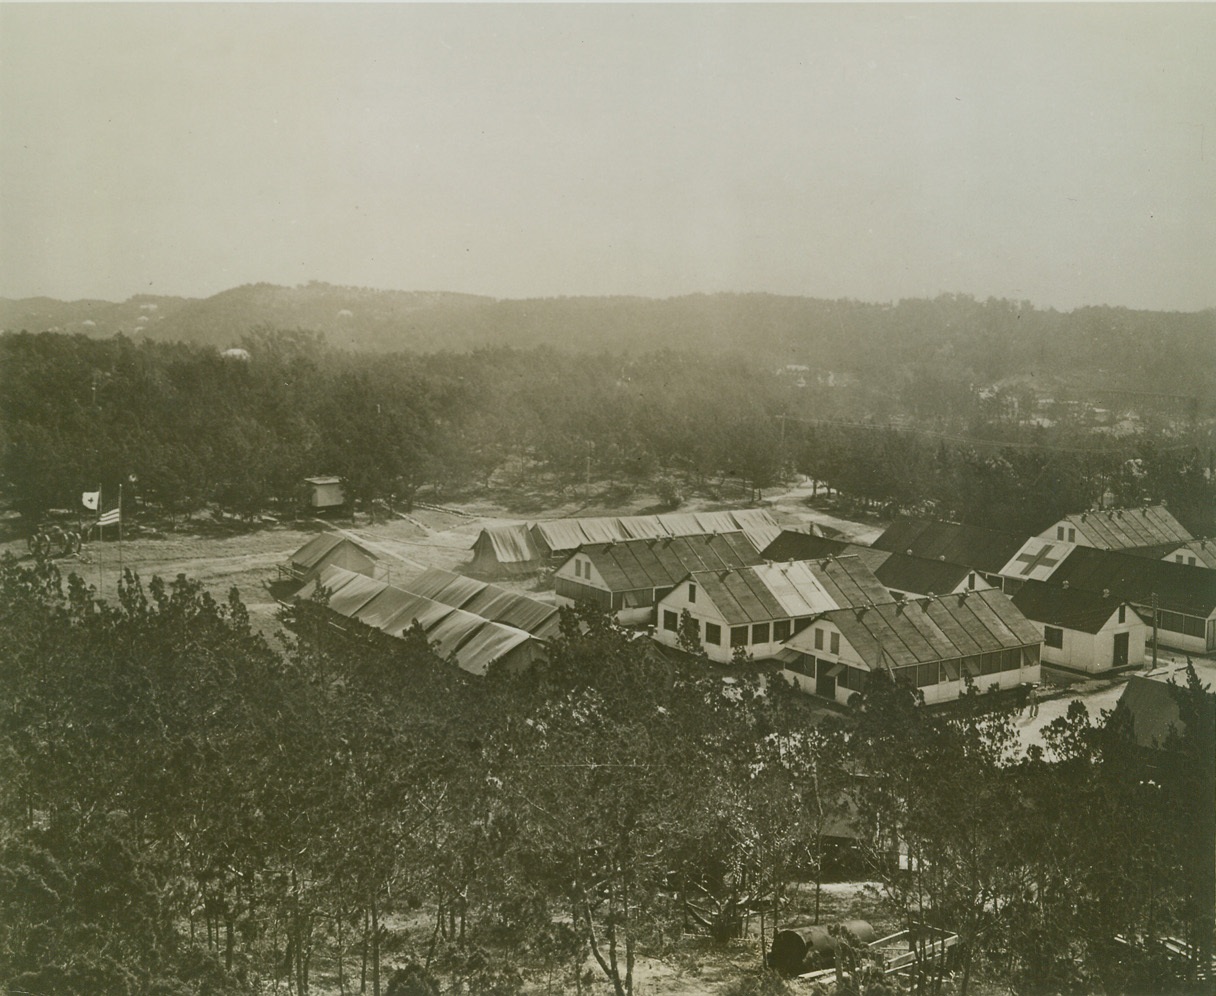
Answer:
[1151,591,1159,669]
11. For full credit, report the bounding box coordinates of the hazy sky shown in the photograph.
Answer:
[1,3,1213,310]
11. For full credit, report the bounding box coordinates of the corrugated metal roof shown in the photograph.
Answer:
[1063,506,1192,550]
[785,589,1040,668]
[872,518,1026,575]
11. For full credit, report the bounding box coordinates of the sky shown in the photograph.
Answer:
[1,3,1213,311]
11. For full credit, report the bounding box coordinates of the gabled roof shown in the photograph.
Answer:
[812,556,898,609]
[289,532,375,570]
[400,567,561,638]
[764,530,982,596]
[1060,505,1192,550]
[528,509,782,557]
[1010,579,1140,634]
[574,532,763,591]
[683,557,892,626]
[785,589,1041,669]
[999,538,1076,582]
[471,523,540,565]
[1045,546,1216,618]
[1124,541,1216,571]
[763,531,851,561]
[296,566,544,675]
[870,552,981,597]
[871,518,1026,576]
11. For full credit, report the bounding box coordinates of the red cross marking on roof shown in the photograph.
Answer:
[1015,544,1062,576]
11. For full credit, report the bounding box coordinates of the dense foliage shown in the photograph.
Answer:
[2,329,1213,537]
[1,556,1211,995]
[3,287,1214,401]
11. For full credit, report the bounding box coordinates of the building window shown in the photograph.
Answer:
[968,573,976,590]
[793,617,811,633]
[814,628,824,650]
[916,662,940,687]
[1188,557,1197,566]
[1068,528,1075,542]
[688,582,697,603]
[705,622,721,645]
[663,610,678,632]
[1118,604,1126,624]
[1044,626,1063,649]
[830,632,840,655]
[773,619,791,641]
[752,622,770,644]
[730,626,748,647]
[1176,554,1184,563]
[1056,526,1065,540]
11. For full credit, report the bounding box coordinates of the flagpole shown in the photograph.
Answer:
[97,485,104,596]
[117,483,123,583]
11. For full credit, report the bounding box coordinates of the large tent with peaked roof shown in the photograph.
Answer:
[469,509,782,576]
[282,532,378,584]
[296,565,547,676]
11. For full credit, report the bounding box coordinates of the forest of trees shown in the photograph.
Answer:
[1,555,1212,995]
[4,288,1215,401]
[2,330,1214,539]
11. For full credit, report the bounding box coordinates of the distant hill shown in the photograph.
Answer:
[3,282,1214,397]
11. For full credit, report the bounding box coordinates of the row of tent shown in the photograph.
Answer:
[470,509,784,576]
[297,565,560,675]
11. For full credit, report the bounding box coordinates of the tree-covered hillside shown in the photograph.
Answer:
[3,285,1213,398]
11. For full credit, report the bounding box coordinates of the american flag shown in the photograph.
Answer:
[98,492,121,527]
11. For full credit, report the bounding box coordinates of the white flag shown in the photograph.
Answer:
[82,490,100,510]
